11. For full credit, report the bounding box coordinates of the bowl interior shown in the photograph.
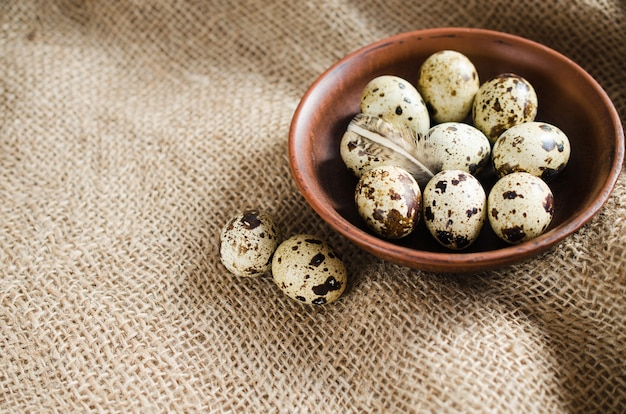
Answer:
[289,28,624,272]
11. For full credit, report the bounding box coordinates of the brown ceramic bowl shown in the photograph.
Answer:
[288,28,624,273]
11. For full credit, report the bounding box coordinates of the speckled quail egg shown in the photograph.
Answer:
[419,122,491,175]
[488,172,554,244]
[360,75,430,142]
[271,234,347,305]
[417,50,480,123]
[340,113,420,178]
[472,73,538,144]
[492,121,571,181]
[219,209,281,277]
[355,165,422,239]
[422,170,486,250]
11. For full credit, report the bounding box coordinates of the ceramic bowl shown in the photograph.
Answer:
[288,28,624,273]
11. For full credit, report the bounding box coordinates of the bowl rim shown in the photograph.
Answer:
[288,27,625,273]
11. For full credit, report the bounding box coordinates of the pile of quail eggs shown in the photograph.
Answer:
[218,50,572,305]
[219,209,348,305]
[340,50,571,249]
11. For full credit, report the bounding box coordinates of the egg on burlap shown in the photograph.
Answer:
[219,209,281,277]
[271,234,347,305]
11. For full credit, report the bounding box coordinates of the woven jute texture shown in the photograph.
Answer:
[1,1,625,412]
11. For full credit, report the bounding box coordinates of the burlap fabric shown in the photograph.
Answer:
[1,1,625,412]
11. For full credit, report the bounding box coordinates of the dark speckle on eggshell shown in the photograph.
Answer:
[309,253,325,267]
[540,123,552,132]
[543,193,555,214]
[436,230,454,245]
[502,226,526,243]
[491,208,499,219]
[435,180,447,193]
[503,191,522,199]
[425,206,435,222]
[312,276,342,296]
[241,210,262,229]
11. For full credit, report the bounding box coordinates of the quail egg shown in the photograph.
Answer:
[340,113,420,178]
[360,75,430,142]
[420,122,491,175]
[422,170,486,250]
[355,165,422,239]
[219,209,281,277]
[488,172,554,244]
[492,121,571,181]
[417,50,480,123]
[272,234,347,305]
[472,73,538,144]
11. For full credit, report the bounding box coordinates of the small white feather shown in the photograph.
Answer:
[346,114,436,185]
